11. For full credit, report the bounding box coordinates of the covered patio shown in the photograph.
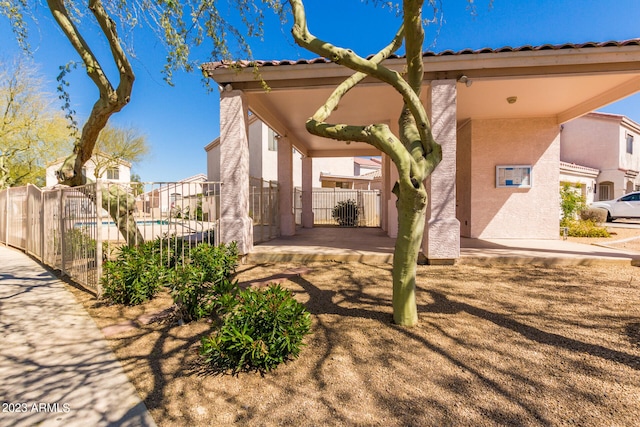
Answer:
[203,39,640,262]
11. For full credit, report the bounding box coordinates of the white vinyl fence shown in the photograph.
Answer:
[1,181,222,294]
[294,188,381,227]
[250,177,279,243]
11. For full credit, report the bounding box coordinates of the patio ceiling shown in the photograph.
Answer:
[203,40,640,157]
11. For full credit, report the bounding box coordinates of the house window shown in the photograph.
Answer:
[267,128,277,151]
[106,167,120,180]
[626,134,634,154]
[598,184,611,201]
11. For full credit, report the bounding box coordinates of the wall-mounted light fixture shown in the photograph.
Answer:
[506,96,518,104]
[458,75,473,87]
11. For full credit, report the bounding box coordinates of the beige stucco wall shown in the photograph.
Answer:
[206,142,221,182]
[466,118,560,239]
[561,116,618,170]
[456,120,472,237]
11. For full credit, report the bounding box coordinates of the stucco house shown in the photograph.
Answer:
[558,161,600,205]
[561,112,640,201]
[205,115,382,189]
[138,173,208,217]
[45,152,132,187]
[202,39,640,261]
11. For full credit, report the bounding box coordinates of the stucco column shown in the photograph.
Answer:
[423,79,460,263]
[278,136,295,236]
[219,88,253,254]
[301,156,314,228]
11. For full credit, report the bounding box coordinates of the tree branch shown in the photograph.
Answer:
[289,0,431,149]
[47,0,134,185]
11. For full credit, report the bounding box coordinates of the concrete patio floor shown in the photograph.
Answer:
[246,227,640,266]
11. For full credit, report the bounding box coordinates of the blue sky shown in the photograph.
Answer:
[2,0,640,182]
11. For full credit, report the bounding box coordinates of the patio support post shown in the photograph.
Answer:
[301,156,314,228]
[424,79,460,263]
[277,136,296,236]
[219,87,253,254]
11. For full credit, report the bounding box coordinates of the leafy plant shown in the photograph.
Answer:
[563,219,610,238]
[560,183,586,227]
[54,227,97,260]
[169,242,239,322]
[101,241,168,305]
[332,199,359,227]
[200,284,312,373]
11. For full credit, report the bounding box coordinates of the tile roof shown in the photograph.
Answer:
[202,39,640,72]
[354,157,382,167]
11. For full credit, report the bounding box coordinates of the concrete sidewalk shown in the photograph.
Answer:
[0,246,156,427]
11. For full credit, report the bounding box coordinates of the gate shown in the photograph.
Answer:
[294,188,380,227]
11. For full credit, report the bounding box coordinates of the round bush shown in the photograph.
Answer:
[332,199,359,227]
[200,284,312,373]
[101,243,167,305]
[580,207,607,223]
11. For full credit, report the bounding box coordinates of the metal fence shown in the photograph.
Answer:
[1,181,223,294]
[250,177,279,243]
[294,188,381,227]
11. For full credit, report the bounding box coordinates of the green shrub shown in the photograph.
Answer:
[148,233,188,268]
[101,242,168,305]
[560,183,586,225]
[200,284,312,373]
[563,219,610,238]
[332,199,359,227]
[580,207,607,223]
[169,242,239,322]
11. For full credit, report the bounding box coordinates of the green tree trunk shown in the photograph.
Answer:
[288,0,441,326]
[392,185,427,326]
[102,184,144,247]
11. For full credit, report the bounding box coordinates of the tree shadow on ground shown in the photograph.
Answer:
[423,290,640,370]
[626,322,640,348]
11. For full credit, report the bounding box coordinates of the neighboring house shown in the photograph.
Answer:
[206,114,280,183]
[354,157,382,176]
[203,39,640,260]
[138,173,208,216]
[205,116,382,189]
[45,152,131,187]
[559,161,600,205]
[561,112,640,201]
[319,157,382,190]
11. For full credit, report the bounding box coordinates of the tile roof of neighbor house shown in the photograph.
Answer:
[202,39,640,72]
[354,157,382,168]
[178,173,208,183]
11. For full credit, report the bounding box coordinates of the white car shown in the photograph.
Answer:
[591,191,640,222]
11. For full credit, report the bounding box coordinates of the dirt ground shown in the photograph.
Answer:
[66,227,640,427]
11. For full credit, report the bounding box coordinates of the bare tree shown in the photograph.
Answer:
[91,124,149,180]
[288,0,442,326]
[0,58,74,187]
[2,0,284,245]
